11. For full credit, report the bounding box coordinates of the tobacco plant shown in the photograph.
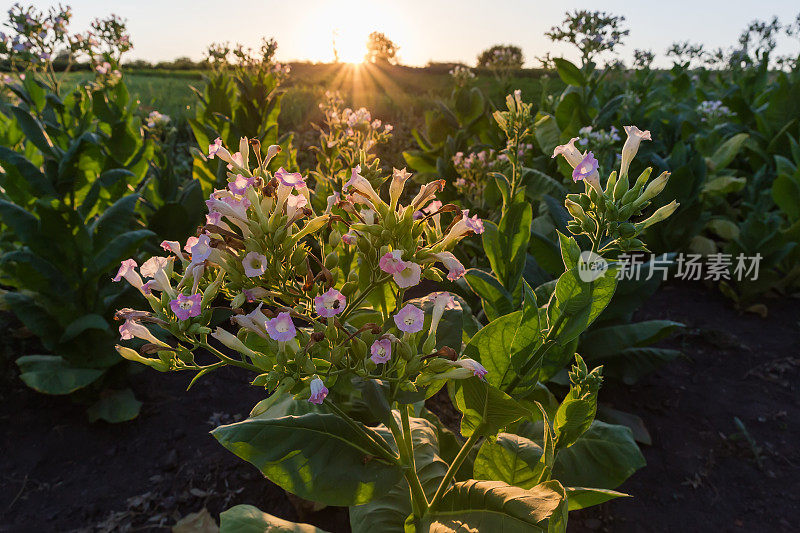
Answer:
[115,137,632,531]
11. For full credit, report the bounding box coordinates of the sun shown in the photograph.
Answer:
[305,0,400,64]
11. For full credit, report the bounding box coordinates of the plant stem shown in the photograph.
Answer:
[324,400,398,463]
[428,427,483,512]
[387,411,429,517]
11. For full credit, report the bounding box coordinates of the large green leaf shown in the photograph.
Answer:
[564,487,629,511]
[16,355,104,395]
[87,388,142,423]
[463,269,513,320]
[449,377,531,438]
[551,421,645,489]
[553,58,586,87]
[211,413,402,506]
[350,415,448,533]
[422,479,567,533]
[220,505,327,533]
[473,433,544,490]
[10,105,55,156]
[483,202,533,292]
[709,133,749,171]
[548,268,617,344]
[91,229,155,277]
[90,194,141,248]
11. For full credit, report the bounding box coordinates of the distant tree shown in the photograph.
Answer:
[546,10,628,67]
[477,45,524,70]
[365,31,398,64]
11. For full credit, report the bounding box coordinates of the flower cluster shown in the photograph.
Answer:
[578,126,621,149]
[449,64,475,87]
[697,100,732,124]
[451,149,505,206]
[553,125,678,254]
[145,110,171,130]
[114,137,486,405]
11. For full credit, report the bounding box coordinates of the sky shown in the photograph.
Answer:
[6,1,800,67]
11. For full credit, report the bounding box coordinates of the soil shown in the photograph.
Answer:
[0,280,798,532]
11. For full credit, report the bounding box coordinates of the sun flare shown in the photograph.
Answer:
[305,0,402,63]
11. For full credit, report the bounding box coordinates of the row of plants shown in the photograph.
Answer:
[0,4,796,531]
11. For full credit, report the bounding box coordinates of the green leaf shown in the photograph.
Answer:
[91,229,155,276]
[557,232,580,271]
[533,114,561,157]
[10,105,55,156]
[350,415,447,533]
[0,199,40,247]
[87,388,142,423]
[553,58,586,87]
[422,479,567,532]
[464,269,513,321]
[552,421,645,489]
[211,413,402,506]
[16,355,104,395]
[548,268,617,344]
[220,504,327,533]
[91,194,141,247]
[564,487,630,511]
[709,133,749,171]
[60,314,110,343]
[473,433,544,490]
[449,377,531,438]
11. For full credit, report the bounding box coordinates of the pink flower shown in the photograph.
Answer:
[184,236,198,253]
[379,250,407,274]
[552,137,583,168]
[286,194,308,219]
[394,304,425,334]
[227,151,244,170]
[206,212,223,226]
[370,338,392,364]
[160,240,185,260]
[229,174,255,195]
[455,358,488,380]
[266,312,297,342]
[119,319,164,346]
[139,256,171,279]
[170,293,202,321]
[432,252,466,281]
[341,232,357,245]
[112,259,140,285]
[344,165,382,206]
[190,234,212,264]
[314,288,346,317]
[308,377,328,404]
[422,200,443,216]
[393,261,421,288]
[243,251,268,278]
[208,137,223,159]
[572,152,599,183]
[275,167,306,189]
[442,210,484,247]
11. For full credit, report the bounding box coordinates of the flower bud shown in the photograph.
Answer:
[636,200,679,230]
[565,199,587,221]
[341,281,358,297]
[634,171,670,208]
[324,251,339,270]
[116,345,169,372]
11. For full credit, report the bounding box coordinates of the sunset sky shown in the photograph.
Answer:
[8,0,800,67]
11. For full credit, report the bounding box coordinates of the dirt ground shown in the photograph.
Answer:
[0,281,798,532]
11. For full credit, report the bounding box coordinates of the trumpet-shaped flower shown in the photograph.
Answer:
[140,256,171,279]
[266,312,297,342]
[393,261,422,288]
[442,210,484,248]
[344,166,383,207]
[314,288,346,317]
[286,193,308,219]
[370,338,392,364]
[232,304,269,338]
[572,152,599,183]
[379,250,407,274]
[208,138,229,162]
[455,358,488,380]
[275,167,307,189]
[620,126,651,178]
[427,291,458,337]
[170,293,202,321]
[394,303,425,334]
[411,180,445,210]
[552,137,584,168]
[190,234,213,265]
[341,232,357,245]
[389,167,412,207]
[432,251,466,281]
[229,174,255,195]
[308,377,328,404]
[119,319,167,346]
[160,241,185,261]
[112,259,143,290]
[243,251,268,278]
